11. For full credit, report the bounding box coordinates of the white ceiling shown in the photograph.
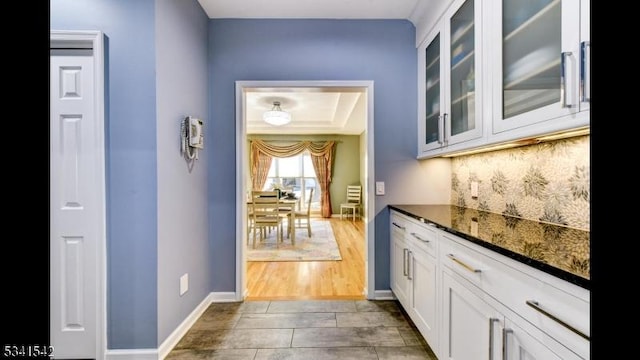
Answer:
[198,0,426,135]
[245,87,367,135]
[198,0,422,21]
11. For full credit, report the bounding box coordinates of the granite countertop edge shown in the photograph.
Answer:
[388,204,590,290]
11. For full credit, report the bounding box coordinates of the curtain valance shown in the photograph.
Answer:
[249,139,336,217]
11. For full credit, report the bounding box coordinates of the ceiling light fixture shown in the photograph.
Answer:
[263,101,291,126]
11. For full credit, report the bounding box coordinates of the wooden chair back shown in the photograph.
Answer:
[250,190,281,225]
[345,185,361,204]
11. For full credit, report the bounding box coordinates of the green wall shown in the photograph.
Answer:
[247,134,362,214]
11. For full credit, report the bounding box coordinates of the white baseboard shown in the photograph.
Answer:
[106,292,241,360]
[157,293,215,359]
[373,290,395,300]
[105,349,158,360]
[330,213,365,221]
[210,291,239,302]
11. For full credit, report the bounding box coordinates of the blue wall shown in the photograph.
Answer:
[156,0,210,344]
[49,8,421,350]
[51,0,159,349]
[208,19,417,292]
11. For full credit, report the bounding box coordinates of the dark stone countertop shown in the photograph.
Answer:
[388,204,590,290]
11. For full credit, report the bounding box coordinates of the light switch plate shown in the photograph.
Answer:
[375,181,385,195]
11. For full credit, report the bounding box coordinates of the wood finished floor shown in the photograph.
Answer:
[246,217,366,300]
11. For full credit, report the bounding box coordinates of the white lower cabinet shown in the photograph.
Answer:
[389,209,589,360]
[441,265,583,360]
[390,212,440,355]
[503,318,582,360]
[441,270,503,360]
[408,246,439,349]
[390,221,410,307]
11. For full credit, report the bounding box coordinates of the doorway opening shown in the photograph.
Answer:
[235,80,375,301]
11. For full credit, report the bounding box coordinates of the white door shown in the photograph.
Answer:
[50,50,99,359]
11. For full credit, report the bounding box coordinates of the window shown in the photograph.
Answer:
[263,152,321,212]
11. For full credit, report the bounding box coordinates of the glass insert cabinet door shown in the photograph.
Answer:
[449,0,476,138]
[424,33,441,149]
[419,0,483,155]
[493,0,583,134]
[503,0,561,119]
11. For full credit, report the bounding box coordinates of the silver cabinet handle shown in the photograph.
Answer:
[392,222,405,230]
[403,248,408,276]
[560,51,573,108]
[502,328,513,360]
[437,115,444,145]
[407,251,413,280]
[489,318,500,360]
[447,254,482,273]
[525,300,589,341]
[410,232,430,243]
[580,41,590,103]
[443,113,449,145]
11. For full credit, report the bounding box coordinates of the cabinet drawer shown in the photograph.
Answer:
[390,212,409,233]
[525,282,589,359]
[440,233,589,359]
[406,221,438,258]
[440,233,489,287]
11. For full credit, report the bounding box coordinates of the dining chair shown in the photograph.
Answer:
[339,185,362,222]
[288,188,314,238]
[249,190,285,248]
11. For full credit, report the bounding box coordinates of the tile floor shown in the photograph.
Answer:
[166,299,438,360]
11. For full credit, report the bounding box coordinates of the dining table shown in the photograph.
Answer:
[248,196,300,245]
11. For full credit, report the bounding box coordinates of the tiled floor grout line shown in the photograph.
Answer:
[166,299,437,359]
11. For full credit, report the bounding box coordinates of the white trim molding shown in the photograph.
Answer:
[235,80,375,302]
[105,349,158,360]
[374,290,396,300]
[210,291,239,302]
[157,293,215,359]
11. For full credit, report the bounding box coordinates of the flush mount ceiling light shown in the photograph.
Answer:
[263,101,291,126]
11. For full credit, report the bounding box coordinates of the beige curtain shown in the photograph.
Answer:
[250,140,336,217]
[250,150,272,190]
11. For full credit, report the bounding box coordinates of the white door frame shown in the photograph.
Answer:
[50,30,106,360]
[235,80,376,300]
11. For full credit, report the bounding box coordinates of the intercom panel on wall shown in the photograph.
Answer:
[181,116,204,160]
[188,117,204,149]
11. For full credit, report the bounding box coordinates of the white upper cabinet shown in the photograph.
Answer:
[415,0,590,159]
[489,0,590,140]
[418,0,484,156]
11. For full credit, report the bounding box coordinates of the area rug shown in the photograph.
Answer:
[247,219,342,261]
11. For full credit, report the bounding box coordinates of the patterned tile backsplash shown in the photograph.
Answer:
[451,135,590,231]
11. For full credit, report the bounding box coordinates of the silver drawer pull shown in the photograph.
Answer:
[447,254,481,273]
[407,251,413,280]
[502,328,513,360]
[403,248,408,276]
[392,222,405,230]
[525,300,590,341]
[489,318,499,360]
[410,232,429,243]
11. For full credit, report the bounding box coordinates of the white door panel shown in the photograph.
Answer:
[50,53,97,359]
